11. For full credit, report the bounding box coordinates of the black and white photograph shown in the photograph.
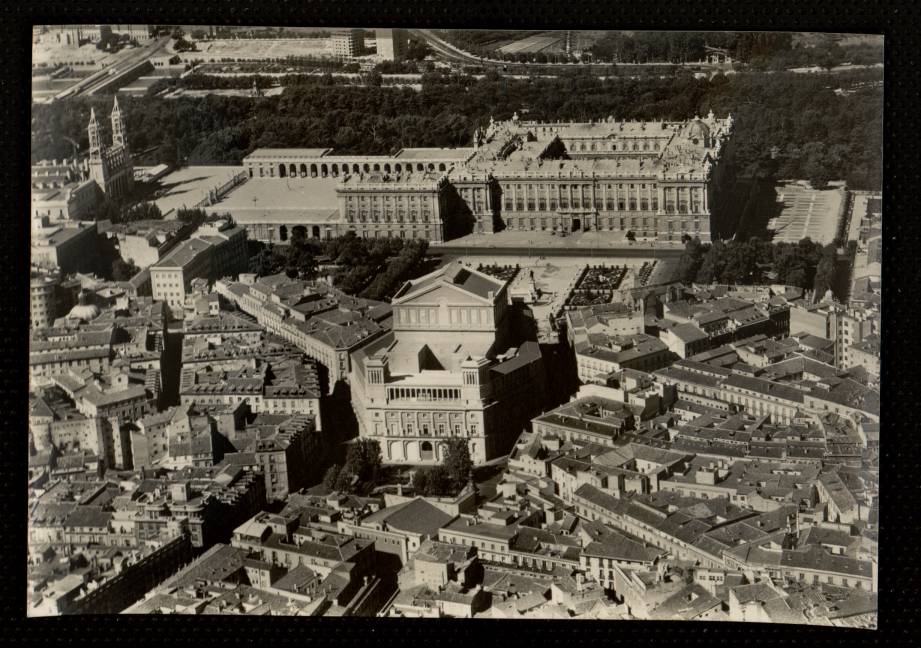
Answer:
[27,24,882,626]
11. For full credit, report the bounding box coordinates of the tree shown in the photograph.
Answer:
[174,38,195,53]
[323,464,355,493]
[124,201,163,223]
[626,230,636,242]
[676,237,705,284]
[719,239,759,284]
[176,207,208,225]
[404,38,431,61]
[442,438,473,492]
[322,464,340,491]
[249,243,285,276]
[344,439,382,492]
[413,465,452,497]
[813,243,838,297]
[111,258,139,281]
[696,240,726,284]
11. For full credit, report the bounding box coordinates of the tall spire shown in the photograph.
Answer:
[88,107,101,160]
[110,97,127,149]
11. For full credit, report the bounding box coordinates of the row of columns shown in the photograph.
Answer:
[260,161,451,179]
[500,181,707,215]
[386,439,445,462]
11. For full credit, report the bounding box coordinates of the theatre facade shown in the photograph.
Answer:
[349,262,546,465]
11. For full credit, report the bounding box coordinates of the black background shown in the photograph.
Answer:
[2,1,914,646]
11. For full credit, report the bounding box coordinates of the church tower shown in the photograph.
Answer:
[87,99,134,201]
[110,97,127,149]
[88,108,102,161]
[88,107,106,194]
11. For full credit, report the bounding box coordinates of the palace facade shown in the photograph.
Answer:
[350,262,546,466]
[237,111,733,244]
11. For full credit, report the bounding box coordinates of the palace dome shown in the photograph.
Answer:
[688,119,711,144]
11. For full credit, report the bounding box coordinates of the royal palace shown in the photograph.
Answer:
[235,111,734,244]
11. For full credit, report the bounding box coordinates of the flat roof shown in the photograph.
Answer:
[207,176,340,222]
[246,148,332,160]
[395,148,474,161]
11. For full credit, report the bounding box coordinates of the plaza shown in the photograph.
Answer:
[434,253,675,342]
[150,166,249,218]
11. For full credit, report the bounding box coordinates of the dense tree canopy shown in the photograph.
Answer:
[676,236,847,299]
[413,465,452,497]
[412,439,473,498]
[442,439,473,491]
[32,68,881,193]
[247,234,430,301]
[323,439,383,495]
[122,201,162,223]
